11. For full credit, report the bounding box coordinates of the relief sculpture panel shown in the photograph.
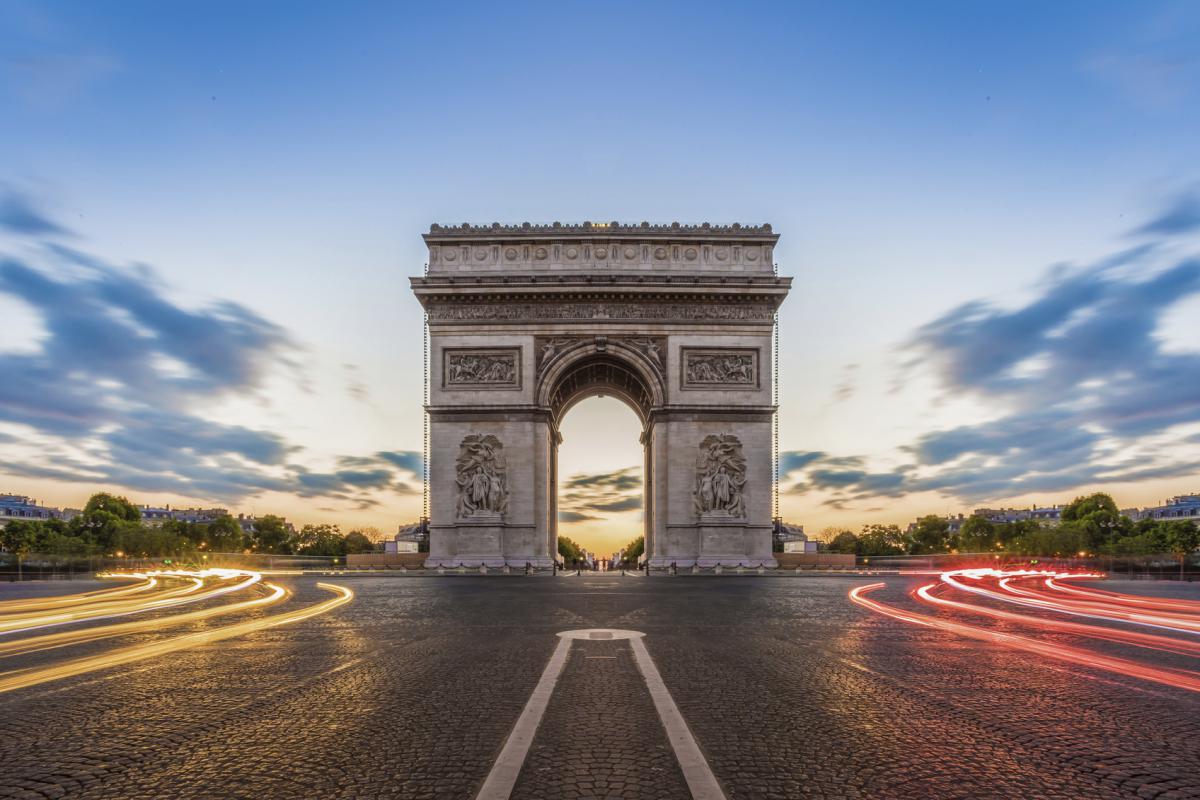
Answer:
[455,434,508,518]
[443,348,520,388]
[682,348,758,388]
[694,434,747,518]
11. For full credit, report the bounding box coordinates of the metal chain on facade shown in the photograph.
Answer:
[422,261,430,527]
[773,261,781,526]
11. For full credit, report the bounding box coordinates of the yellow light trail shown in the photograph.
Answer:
[0,583,353,694]
[0,569,261,636]
[0,577,204,633]
[0,583,290,659]
[0,577,156,613]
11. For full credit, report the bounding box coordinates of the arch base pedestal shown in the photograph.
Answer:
[425,523,557,569]
[650,521,777,569]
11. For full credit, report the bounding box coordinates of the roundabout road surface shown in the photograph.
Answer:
[0,574,1198,799]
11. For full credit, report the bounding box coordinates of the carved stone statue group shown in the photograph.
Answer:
[694,434,747,518]
[455,434,508,518]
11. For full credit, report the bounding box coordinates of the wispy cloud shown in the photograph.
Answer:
[1131,188,1200,237]
[0,185,70,236]
[558,466,642,522]
[0,187,420,508]
[783,192,1200,508]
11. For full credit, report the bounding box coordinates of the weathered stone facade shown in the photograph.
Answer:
[411,222,791,567]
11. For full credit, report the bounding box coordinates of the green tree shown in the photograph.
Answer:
[83,493,141,522]
[825,529,859,554]
[1106,531,1166,556]
[1061,493,1119,522]
[296,524,343,557]
[957,516,996,553]
[621,535,644,565]
[78,493,143,552]
[858,524,905,557]
[1163,521,1200,579]
[204,516,246,552]
[0,519,38,554]
[558,535,585,565]
[1059,493,1130,552]
[116,524,189,558]
[342,530,375,555]
[249,515,294,554]
[907,515,951,555]
[0,521,40,578]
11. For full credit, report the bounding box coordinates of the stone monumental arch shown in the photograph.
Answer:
[411,222,791,568]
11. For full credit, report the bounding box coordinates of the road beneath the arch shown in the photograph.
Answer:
[1,574,1198,799]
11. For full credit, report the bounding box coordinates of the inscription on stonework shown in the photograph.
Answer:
[429,302,776,323]
[682,349,758,387]
[694,434,747,518]
[444,348,520,388]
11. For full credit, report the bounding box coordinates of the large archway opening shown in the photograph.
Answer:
[556,396,644,567]
[541,348,662,569]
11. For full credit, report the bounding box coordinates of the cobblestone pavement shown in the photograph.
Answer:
[511,638,689,799]
[0,574,1197,799]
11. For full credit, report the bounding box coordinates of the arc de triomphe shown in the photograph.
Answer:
[411,222,791,568]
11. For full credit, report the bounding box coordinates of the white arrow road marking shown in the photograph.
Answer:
[475,628,726,800]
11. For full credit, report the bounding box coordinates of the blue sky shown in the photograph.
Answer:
[1,1,1198,551]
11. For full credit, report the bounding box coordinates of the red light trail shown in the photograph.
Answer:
[849,570,1200,694]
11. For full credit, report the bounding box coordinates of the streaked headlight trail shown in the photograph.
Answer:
[850,569,1200,694]
[0,576,156,613]
[0,570,352,694]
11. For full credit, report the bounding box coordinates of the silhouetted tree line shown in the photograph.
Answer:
[0,492,378,560]
[621,535,644,565]
[557,535,585,565]
[821,493,1200,570]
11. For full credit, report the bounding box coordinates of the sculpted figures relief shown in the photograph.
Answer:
[444,349,519,387]
[534,335,667,378]
[535,337,576,373]
[455,434,508,518]
[683,349,757,386]
[429,301,776,323]
[694,434,747,518]
[626,337,665,372]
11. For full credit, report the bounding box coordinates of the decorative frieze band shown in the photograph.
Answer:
[443,348,521,389]
[681,348,760,388]
[429,302,776,324]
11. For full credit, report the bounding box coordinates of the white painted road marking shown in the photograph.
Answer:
[475,635,573,800]
[628,635,726,800]
[475,628,726,800]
